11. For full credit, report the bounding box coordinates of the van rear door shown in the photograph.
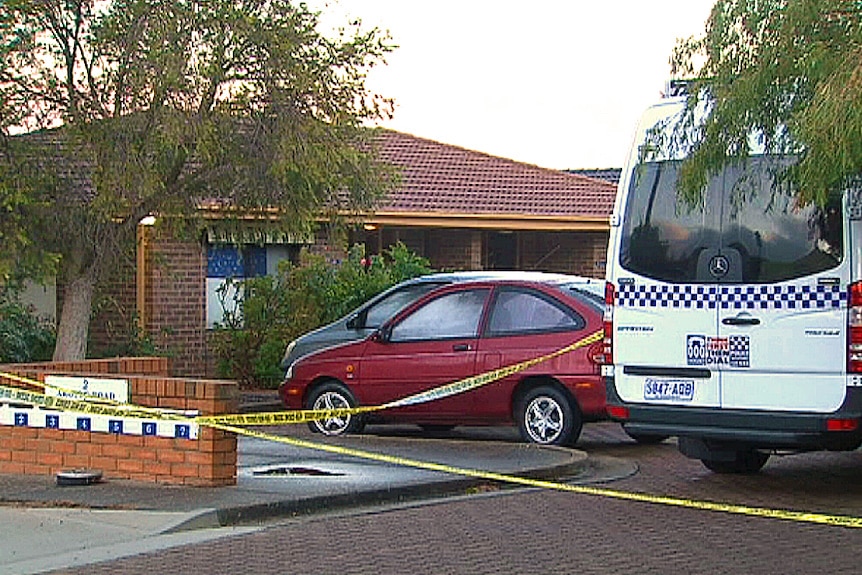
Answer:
[715,179,848,412]
[612,159,722,409]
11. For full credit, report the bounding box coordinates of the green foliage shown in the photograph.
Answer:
[212,242,433,388]
[667,0,862,205]
[0,291,56,363]
[88,314,159,359]
[0,148,60,282]
[0,0,397,360]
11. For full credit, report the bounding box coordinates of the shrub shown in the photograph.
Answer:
[0,293,56,363]
[212,242,433,388]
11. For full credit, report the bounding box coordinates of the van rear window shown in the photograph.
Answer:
[619,158,843,284]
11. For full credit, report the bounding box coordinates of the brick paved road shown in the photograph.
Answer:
[49,423,862,575]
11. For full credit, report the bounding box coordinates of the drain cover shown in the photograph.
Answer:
[56,469,103,486]
[252,465,343,477]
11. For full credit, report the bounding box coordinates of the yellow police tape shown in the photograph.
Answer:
[202,329,604,426]
[3,328,862,530]
[209,420,862,530]
[0,330,603,427]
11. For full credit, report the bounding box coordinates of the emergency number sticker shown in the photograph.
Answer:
[687,334,750,368]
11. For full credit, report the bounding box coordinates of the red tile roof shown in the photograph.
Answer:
[17,125,616,227]
[372,130,616,220]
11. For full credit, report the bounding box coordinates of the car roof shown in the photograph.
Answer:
[399,274,604,308]
[413,270,599,284]
[441,271,603,290]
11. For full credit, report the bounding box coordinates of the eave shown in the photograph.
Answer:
[358,211,610,232]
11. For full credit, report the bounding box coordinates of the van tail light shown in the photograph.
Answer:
[827,418,859,432]
[603,282,615,365]
[849,282,862,373]
[607,405,629,420]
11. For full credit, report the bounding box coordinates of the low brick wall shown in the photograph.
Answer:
[0,358,239,486]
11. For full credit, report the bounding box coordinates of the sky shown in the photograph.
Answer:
[310,0,716,171]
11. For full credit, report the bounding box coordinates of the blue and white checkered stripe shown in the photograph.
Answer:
[616,283,845,310]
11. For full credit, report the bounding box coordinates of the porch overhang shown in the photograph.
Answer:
[193,204,611,232]
[356,211,610,232]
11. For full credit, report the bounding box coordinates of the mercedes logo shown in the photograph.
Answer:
[709,255,729,278]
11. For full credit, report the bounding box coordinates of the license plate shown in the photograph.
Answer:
[644,378,695,401]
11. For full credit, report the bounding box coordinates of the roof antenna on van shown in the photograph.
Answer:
[663,79,690,98]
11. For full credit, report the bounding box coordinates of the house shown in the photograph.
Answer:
[347,130,616,274]
[23,129,616,377]
[566,168,622,185]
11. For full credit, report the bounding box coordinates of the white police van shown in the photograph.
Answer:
[604,89,862,473]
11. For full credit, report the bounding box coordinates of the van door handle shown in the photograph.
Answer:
[722,316,760,326]
[452,344,471,352]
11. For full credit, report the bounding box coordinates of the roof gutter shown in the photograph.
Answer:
[359,211,610,232]
[194,205,611,232]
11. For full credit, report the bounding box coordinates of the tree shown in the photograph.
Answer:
[0,0,396,360]
[668,0,861,206]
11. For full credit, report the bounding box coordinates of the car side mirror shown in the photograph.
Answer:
[346,314,360,329]
[371,325,392,343]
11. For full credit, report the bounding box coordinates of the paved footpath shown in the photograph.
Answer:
[40,423,862,575]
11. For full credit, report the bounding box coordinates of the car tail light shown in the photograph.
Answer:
[587,341,605,366]
[603,282,614,365]
[849,282,862,373]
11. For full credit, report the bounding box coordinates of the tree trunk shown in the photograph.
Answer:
[52,266,97,361]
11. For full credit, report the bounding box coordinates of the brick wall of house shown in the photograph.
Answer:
[427,229,483,270]
[519,231,608,278]
[143,227,209,377]
[307,226,348,263]
[126,224,606,379]
[0,357,238,486]
[353,226,608,277]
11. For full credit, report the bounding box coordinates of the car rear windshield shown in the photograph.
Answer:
[619,157,843,284]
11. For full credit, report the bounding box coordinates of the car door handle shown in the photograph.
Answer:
[452,344,472,352]
[722,316,760,326]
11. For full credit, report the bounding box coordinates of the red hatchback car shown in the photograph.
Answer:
[279,277,606,446]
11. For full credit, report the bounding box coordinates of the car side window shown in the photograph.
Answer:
[390,289,490,342]
[487,289,584,336]
[364,283,445,328]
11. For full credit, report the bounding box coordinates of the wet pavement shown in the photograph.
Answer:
[0,422,636,575]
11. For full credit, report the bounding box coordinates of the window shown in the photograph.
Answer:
[620,157,843,283]
[363,282,448,329]
[487,289,583,336]
[390,289,489,341]
[205,244,299,329]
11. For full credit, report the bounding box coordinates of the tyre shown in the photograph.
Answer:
[624,430,670,445]
[517,385,582,446]
[305,381,365,436]
[701,449,769,474]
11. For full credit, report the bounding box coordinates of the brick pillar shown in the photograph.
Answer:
[143,227,208,377]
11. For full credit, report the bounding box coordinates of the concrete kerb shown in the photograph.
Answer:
[0,434,616,531]
[209,445,592,529]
